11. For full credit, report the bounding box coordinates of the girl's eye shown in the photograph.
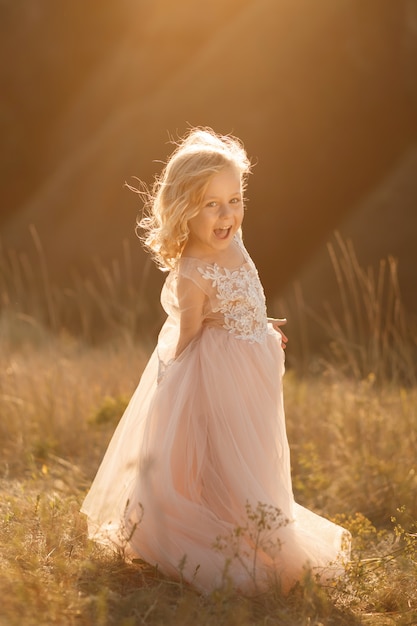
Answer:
[204,197,241,208]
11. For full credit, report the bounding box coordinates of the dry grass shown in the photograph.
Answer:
[0,231,157,345]
[1,234,417,625]
[275,232,417,385]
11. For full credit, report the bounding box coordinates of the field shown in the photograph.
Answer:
[1,236,417,625]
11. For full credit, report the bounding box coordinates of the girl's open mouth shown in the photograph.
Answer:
[214,227,231,240]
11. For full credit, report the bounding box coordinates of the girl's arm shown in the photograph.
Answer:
[175,274,206,357]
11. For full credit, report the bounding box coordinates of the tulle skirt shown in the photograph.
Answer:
[81,325,350,593]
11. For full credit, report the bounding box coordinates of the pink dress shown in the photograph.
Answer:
[81,234,350,594]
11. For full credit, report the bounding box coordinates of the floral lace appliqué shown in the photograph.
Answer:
[198,263,268,343]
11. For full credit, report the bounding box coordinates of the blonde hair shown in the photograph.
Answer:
[136,127,251,271]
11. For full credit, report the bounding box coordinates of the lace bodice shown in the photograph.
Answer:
[157,235,271,379]
[197,261,268,343]
[160,235,269,346]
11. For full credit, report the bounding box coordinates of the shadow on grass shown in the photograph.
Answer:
[75,550,363,626]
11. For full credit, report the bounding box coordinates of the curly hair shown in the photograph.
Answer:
[136,127,251,271]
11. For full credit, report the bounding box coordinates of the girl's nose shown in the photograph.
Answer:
[219,203,231,217]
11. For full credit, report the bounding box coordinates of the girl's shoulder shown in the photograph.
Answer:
[176,255,205,277]
[172,257,209,293]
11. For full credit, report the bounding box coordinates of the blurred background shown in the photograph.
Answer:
[1,0,417,356]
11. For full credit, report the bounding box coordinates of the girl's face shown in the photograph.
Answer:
[185,166,244,259]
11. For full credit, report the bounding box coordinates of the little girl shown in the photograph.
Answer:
[81,128,350,594]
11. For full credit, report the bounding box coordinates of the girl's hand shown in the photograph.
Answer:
[268,318,288,350]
